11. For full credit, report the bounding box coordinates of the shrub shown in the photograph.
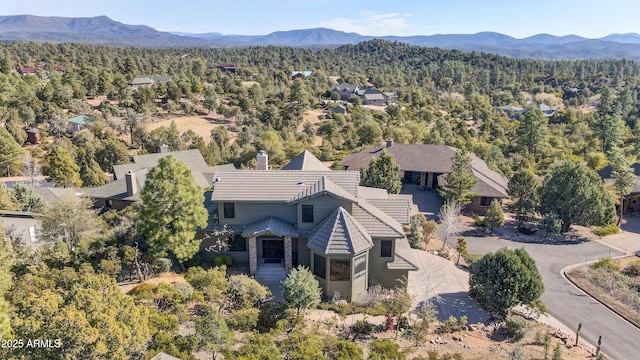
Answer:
[517,226,538,235]
[368,339,406,360]
[128,282,156,296]
[212,254,233,267]
[226,308,259,331]
[256,302,288,333]
[471,212,485,226]
[594,224,619,237]
[590,257,621,271]
[173,282,194,300]
[155,258,172,273]
[422,220,438,246]
[624,260,640,277]
[505,315,528,340]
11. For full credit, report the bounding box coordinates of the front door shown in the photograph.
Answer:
[262,239,284,261]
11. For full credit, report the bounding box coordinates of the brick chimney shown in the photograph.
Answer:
[125,171,137,197]
[386,138,394,148]
[256,150,269,170]
[159,144,169,153]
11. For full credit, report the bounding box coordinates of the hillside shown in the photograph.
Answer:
[2,15,640,59]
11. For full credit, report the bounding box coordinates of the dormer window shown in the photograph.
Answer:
[302,205,314,223]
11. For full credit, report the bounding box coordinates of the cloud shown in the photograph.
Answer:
[322,11,411,36]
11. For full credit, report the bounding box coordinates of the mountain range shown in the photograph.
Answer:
[2,15,640,60]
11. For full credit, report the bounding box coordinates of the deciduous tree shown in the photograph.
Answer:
[137,155,208,269]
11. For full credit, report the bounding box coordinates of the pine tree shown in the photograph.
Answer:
[508,169,540,227]
[281,266,322,315]
[0,126,24,176]
[484,200,505,233]
[438,149,477,205]
[360,150,402,194]
[43,146,82,188]
[137,155,208,269]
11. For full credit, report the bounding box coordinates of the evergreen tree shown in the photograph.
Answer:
[360,150,402,194]
[508,169,540,227]
[609,150,639,226]
[196,306,230,359]
[484,199,505,233]
[43,146,82,188]
[438,149,477,205]
[515,109,549,161]
[77,148,107,187]
[0,224,13,337]
[539,162,616,233]
[469,247,544,316]
[0,126,23,176]
[137,155,208,269]
[281,266,322,315]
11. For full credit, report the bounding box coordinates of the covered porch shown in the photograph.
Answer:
[242,216,300,276]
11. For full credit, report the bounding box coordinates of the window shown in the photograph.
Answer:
[223,202,235,218]
[229,235,246,251]
[354,254,366,279]
[302,205,314,222]
[330,260,351,281]
[105,199,113,208]
[480,197,493,207]
[314,254,326,279]
[380,240,392,258]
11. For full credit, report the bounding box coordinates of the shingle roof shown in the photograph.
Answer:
[363,93,385,101]
[288,176,358,204]
[351,200,405,238]
[386,238,419,271]
[331,83,358,92]
[291,71,313,77]
[599,163,640,193]
[150,352,183,360]
[308,207,373,255]
[497,105,525,112]
[129,75,173,85]
[241,216,299,238]
[281,150,331,171]
[364,198,411,224]
[340,144,509,199]
[211,170,360,202]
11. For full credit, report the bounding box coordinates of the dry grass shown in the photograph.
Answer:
[118,272,187,294]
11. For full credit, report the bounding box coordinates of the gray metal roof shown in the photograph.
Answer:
[364,198,411,224]
[241,216,299,238]
[211,170,360,202]
[308,207,373,255]
[281,150,331,171]
[288,176,357,204]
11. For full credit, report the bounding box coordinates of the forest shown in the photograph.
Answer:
[0,39,638,359]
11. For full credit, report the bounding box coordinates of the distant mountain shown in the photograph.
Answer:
[3,15,640,60]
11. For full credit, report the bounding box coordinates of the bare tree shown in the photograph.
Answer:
[47,114,68,138]
[438,200,463,251]
[21,153,41,188]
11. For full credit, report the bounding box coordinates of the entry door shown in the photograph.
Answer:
[262,239,284,259]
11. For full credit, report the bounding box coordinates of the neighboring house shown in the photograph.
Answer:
[17,67,38,75]
[291,71,313,79]
[26,128,40,144]
[356,87,397,106]
[208,150,416,301]
[150,352,182,360]
[68,115,91,133]
[18,64,66,75]
[533,103,556,117]
[330,104,347,114]
[82,147,235,211]
[218,63,237,73]
[0,210,39,249]
[330,83,359,100]
[340,140,509,213]
[128,74,173,89]
[383,91,399,104]
[497,104,555,118]
[598,163,640,214]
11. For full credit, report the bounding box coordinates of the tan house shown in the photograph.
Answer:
[340,140,509,213]
[208,150,416,301]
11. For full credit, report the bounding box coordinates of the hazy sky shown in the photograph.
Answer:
[1,0,639,38]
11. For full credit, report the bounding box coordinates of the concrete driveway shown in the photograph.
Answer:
[595,214,640,254]
[394,185,444,219]
[407,249,490,324]
[463,229,639,360]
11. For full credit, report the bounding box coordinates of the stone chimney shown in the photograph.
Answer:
[125,171,137,197]
[386,138,394,148]
[256,150,269,170]
[159,144,169,153]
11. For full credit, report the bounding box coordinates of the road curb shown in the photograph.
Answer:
[561,255,639,332]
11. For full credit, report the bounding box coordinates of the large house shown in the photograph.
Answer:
[599,163,640,214]
[340,140,509,212]
[128,75,173,89]
[207,150,416,301]
[82,146,235,210]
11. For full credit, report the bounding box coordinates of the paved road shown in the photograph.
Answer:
[462,230,640,360]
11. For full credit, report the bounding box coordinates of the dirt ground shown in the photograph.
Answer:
[118,272,187,294]
[298,109,325,146]
[146,115,236,145]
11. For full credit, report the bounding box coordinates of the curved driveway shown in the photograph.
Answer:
[464,232,639,360]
